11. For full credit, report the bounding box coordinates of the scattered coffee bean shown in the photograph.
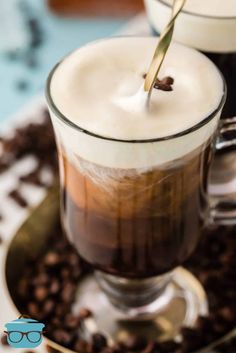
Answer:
[27,302,41,319]
[74,340,89,352]
[52,329,73,347]
[19,169,44,187]
[123,335,147,351]
[43,299,55,316]
[218,307,236,323]
[91,333,108,352]
[49,279,60,294]
[34,285,48,301]
[9,189,28,208]
[79,308,93,320]
[61,283,76,303]
[44,252,60,266]
[142,74,174,91]
[64,314,81,330]
[1,333,8,346]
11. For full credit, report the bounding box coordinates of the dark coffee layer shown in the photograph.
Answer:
[205,52,236,118]
[60,141,213,279]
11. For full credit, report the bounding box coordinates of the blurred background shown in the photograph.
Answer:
[0,0,145,123]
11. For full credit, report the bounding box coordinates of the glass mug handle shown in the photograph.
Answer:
[210,117,236,225]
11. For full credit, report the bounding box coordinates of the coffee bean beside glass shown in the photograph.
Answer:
[46,37,236,325]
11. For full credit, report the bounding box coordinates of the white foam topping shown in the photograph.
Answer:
[163,0,236,17]
[51,37,223,140]
[145,0,236,52]
[48,37,224,169]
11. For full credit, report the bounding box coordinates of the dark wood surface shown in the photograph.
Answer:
[47,0,144,17]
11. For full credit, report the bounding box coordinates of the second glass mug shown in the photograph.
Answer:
[46,43,236,322]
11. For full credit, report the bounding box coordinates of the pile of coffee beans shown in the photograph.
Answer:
[15,223,236,353]
[0,110,236,352]
[0,109,57,175]
[0,108,57,216]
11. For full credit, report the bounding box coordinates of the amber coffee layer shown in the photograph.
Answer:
[60,140,213,278]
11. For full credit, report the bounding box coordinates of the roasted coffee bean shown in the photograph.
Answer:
[74,340,89,353]
[20,169,44,186]
[123,335,147,351]
[218,307,236,323]
[61,283,76,303]
[91,333,108,352]
[9,189,28,208]
[61,268,71,279]
[64,314,81,330]
[32,272,49,286]
[51,317,61,328]
[52,329,73,346]
[34,285,48,301]
[0,160,9,173]
[1,334,8,346]
[68,253,80,266]
[55,304,71,318]
[142,74,174,91]
[49,279,60,294]
[28,302,40,318]
[79,308,93,320]
[18,278,29,299]
[44,252,60,266]
[154,77,174,91]
[43,299,55,316]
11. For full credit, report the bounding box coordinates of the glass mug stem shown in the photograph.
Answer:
[210,117,236,225]
[95,270,173,317]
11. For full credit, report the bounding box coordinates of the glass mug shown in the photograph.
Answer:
[144,0,236,118]
[46,39,236,322]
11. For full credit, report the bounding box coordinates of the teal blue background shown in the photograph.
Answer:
[0,0,126,123]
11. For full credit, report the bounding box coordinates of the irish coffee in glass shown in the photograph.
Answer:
[47,37,235,324]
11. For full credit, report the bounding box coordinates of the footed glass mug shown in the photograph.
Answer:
[46,41,236,327]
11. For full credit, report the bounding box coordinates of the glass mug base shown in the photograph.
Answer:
[73,267,208,341]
